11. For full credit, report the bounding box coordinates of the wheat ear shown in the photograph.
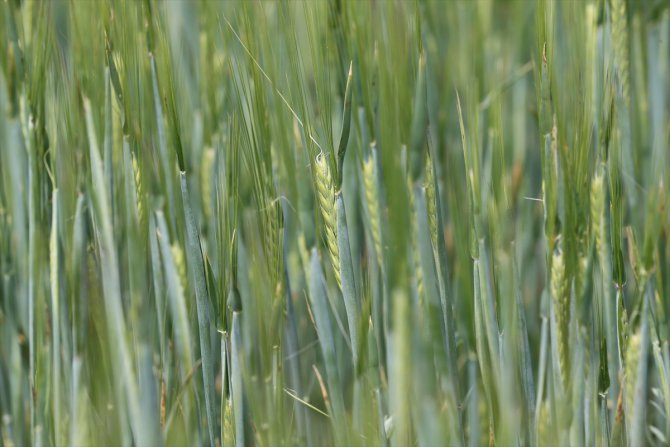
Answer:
[363,154,382,267]
[551,249,570,388]
[315,153,341,287]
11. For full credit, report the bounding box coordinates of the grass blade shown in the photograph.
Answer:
[179,171,216,445]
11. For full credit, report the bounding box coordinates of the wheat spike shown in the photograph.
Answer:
[112,95,122,156]
[551,249,570,388]
[424,153,438,252]
[315,153,340,288]
[223,399,234,446]
[132,153,144,226]
[624,329,641,418]
[363,154,382,267]
[408,177,423,300]
[611,0,630,105]
[265,197,283,292]
[171,243,187,292]
[201,147,215,222]
[591,173,604,257]
[536,401,553,446]
[618,294,629,363]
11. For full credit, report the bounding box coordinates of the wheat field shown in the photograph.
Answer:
[0,1,669,446]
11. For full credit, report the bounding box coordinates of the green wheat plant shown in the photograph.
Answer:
[1,0,670,446]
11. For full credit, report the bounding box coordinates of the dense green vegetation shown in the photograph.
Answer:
[1,0,669,445]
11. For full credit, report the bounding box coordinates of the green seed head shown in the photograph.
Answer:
[315,153,340,287]
[407,178,423,300]
[363,152,382,266]
[424,153,438,252]
[537,401,553,446]
[591,172,604,253]
[132,153,144,227]
[201,148,215,222]
[611,0,630,105]
[171,243,187,292]
[624,329,641,418]
[551,249,570,388]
